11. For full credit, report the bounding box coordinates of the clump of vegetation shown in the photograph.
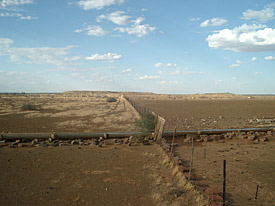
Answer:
[106,97,117,102]
[135,112,155,132]
[132,133,146,143]
[21,103,36,111]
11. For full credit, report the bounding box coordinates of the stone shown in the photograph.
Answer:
[259,136,268,142]
[15,139,21,143]
[213,135,222,141]
[247,135,256,141]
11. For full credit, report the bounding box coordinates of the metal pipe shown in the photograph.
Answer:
[0,127,274,141]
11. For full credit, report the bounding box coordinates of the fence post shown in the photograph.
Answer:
[170,126,176,157]
[188,137,194,181]
[223,160,226,206]
[254,185,259,200]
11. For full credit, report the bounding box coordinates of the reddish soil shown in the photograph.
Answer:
[130,99,275,130]
[0,143,209,206]
[167,137,275,206]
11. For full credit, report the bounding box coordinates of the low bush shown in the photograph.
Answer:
[135,112,155,132]
[21,103,36,111]
[106,97,117,102]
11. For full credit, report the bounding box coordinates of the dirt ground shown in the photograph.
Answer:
[0,92,140,133]
[0,143,209,206]
[129,98,275,130]
[167,137,275,206]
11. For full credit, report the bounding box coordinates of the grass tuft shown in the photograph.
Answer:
[21,103,36,111]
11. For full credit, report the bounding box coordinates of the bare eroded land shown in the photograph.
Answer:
[127,93,275,130]
[1,91,275,206]
[0,91,139,133]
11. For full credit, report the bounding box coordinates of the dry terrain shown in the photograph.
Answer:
[168,137,275,206]
[0,143,210,206]
[128,94,275,130]
[0,92,139,133]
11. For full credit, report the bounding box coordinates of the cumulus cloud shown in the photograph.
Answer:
[254,72,263,75]
[154,62,177,68]
[122,68,134,73]
[242,7,274,22]
[85,53,122,62]
[251,57,257,61]
[138,75,161,80]
[206,24,275,52]
[114,17,155,37]
[74,25,107,36]
[215,80,223,85]
[0,0,33,9]
[200,18,227,27]
[76,0,124,10]
[0,38,76,66]
[97,11,130,25]
[264,56,275,60]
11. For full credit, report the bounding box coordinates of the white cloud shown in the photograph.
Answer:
[242,7,274,22]
[114,17,155,37]
[141,8,148,12]
[251,57,257,61]
[85,53,122,62]
[159,80,179,85]
[264,56,275,60]
[122,68,134,73]
[189,17,200,21]
[0,38,76,66]
[235,60,244,64]
[0,12,37,19]
[254,72,263,75]
[183,71,204,75]
[76,0,124,10]
[215,80,223,84]
[74,25,107,36]
[138,75,161,80]
[0,0,33,9]
[97,11,130,25]
[200,17,227,27]
[232,77,237,80]
[229,64,240,68]
[206,24,275,52]
[154,62,177,68]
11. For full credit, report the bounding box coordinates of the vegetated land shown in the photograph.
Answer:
[0,91,140,133]
[127,93,275,130]
[0,143,210,206]
[168,137,275,206]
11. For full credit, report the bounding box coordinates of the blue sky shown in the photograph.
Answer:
[0,0,274,94]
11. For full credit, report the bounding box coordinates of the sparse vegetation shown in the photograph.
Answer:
[135,112,155,132]
[132,133,146,143]
[21,103,36,111]
[106,97,117,102]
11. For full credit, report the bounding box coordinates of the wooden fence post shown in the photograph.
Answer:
[188,137,194,181]
[223,160,226,206]
[170,126,176,157]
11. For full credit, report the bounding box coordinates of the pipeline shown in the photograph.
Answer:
[1,127,274,141]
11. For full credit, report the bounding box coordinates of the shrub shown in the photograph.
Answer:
[135,112,155,132]
[132,133,146,143]
[21,103,36,111]
[106,97,117,102]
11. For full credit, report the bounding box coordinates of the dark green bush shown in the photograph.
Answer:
[106,97,117,102]
[21,103,36,111]
[135,112,155,132]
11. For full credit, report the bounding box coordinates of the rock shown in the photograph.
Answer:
[254,139,259,143]
[218,140,225,143]
[186,134,200,140]
[247,135,256,141]
[213,135,222,141]
[259,136,268,142]
[15,139,21,143]
[99,137,104,142]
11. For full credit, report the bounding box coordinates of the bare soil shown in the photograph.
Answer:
[129,99,275,130]
[0,92,139,133]
[0,143,209,206]
[169,137,275,206]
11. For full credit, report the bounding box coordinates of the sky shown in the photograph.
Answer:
[0,0,274,94]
